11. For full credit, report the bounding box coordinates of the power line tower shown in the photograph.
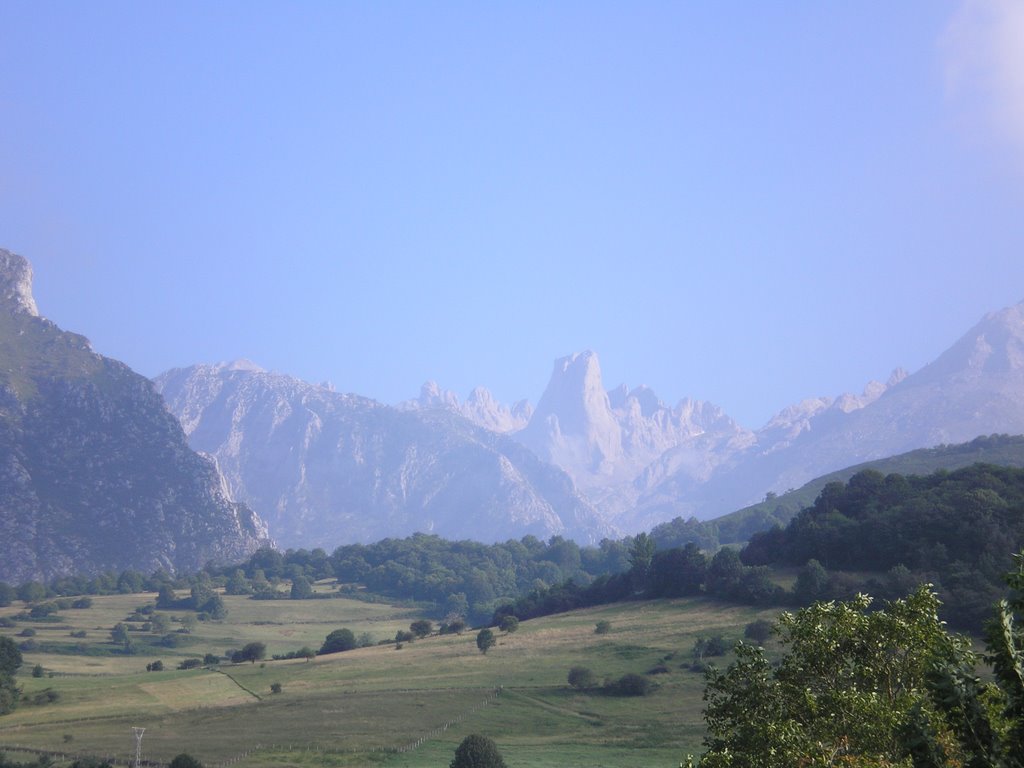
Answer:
[131,727,145,768]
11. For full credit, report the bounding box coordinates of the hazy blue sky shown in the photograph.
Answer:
[2,1,1023,428]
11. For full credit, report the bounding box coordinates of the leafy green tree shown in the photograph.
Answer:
[567,666,597,690]
[168,754,203,768]
[498,615,519,634]
[0,636,23,716]
[743,619,773,646]
[450,734,507,768]
[17,582,45,604]
[793,558,830,604]
[0,582,14,607]
[628,532,655,590]
[232,642,266,664]
[476,628,496,655]
[0,637,21,676]
[289,576,313,600]
[156,584,178,609]
[110,623,130,648]
[700,586,956,767]
[409,619,433,638]
[902,551,1024,767]
[31,664,43,678]
[319,628,357,655]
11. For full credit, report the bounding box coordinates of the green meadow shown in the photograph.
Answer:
[0,590,779,767]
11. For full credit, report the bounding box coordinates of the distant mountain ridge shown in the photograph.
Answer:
[0,249,270,584]
[405,301,1024,532]
[155,363,610,549]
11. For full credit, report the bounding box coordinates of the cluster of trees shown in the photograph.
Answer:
[214,533,633,622]
[698,552,1024,766]
[567,666,655,697]
[742,464,1024,629]
[491,539,786,626]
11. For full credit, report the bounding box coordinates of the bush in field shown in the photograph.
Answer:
[476,628,496,654]
[450,734,506,768]
[594,620,611,635]
[410,619,433,638]
[567,666,597,690]
[743,619,773,645]
[604,673,653,697]
[320,629,357,655]
[168,754,203,768]
[232,642,266,664]
[498,615,519,633]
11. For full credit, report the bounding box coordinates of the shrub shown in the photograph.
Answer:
[270,682,282,694]
[177,658,203,670]
[744,619,773,645]
[18,628,35,637]
[168,754,203,768]
[203,653,220,666]
[394,630,414,643]
[498,615,519,633]
[320,629,357,655]
[594,620,611,635]
[146,660,164,672]
[604,673,653,697]
[476,628,496,654]
[567,666,597,690]
[32,664,44,678]
[410,619,433,638]
[450,734,506,768]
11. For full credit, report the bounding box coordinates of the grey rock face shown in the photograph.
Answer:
[155,364,609,548]
[0,249,269,584]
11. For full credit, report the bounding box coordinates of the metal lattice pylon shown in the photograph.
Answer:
[131,727,145,768]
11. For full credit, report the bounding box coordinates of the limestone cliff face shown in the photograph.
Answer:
[155,363,610,548]
[513,351,751,518]
[0,249,269,584]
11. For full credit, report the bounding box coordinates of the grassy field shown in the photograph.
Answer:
[0,590,780,767]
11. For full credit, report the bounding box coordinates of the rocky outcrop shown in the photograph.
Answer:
[0,249,269,584]
[155,364,609,548]
[400,382,533,433]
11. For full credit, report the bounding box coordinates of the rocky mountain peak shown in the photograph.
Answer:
[0,248,40,316]
[913,301,1024,383]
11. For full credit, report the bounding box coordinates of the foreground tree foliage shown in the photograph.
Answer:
[700,553,1024,767]
[701,586,959,767]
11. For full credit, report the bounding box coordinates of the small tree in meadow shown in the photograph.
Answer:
[450,734,506,768]
[476,628,496,655]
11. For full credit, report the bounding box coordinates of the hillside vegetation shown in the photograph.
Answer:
[651,434,1024,550]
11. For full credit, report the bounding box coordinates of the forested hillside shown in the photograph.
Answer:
[742,462,1024,627]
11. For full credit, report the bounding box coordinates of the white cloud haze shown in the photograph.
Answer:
[943,0,1024,162]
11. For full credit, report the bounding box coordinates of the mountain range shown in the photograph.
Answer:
[0,249,269,584]
[157,297,1024,545]
[4,244,1024,577]
[154,363,607,549]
